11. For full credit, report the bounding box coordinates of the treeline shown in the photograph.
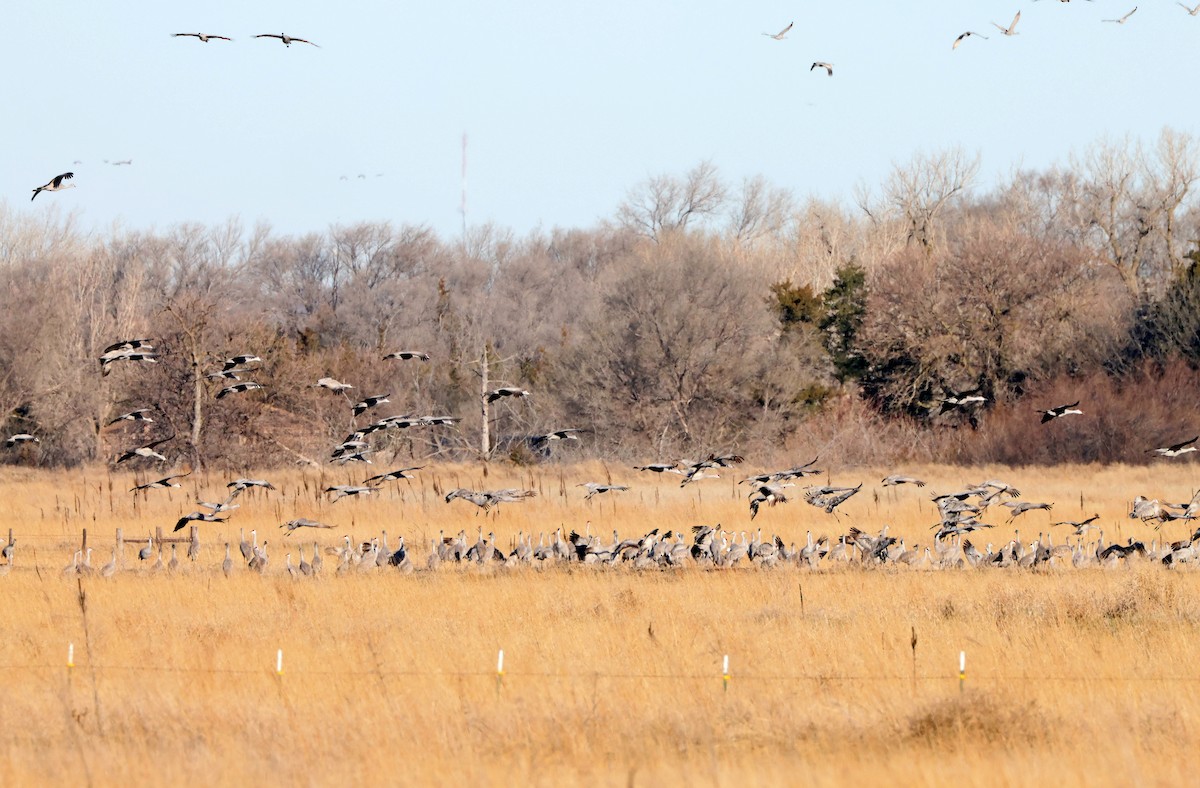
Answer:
[3,130,1200,470]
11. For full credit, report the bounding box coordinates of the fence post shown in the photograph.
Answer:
[496,649,504,696]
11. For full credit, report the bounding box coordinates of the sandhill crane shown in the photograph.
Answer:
[197,500,239,514]
[578,483,630,500]
[1103,7,1137,23]
[117,436,171,463]
[1052,514,1101,535]
[992,10,1021,35]
[634,462,682,474]
[222,543,233,577]
[298,546,313,576]
[952,31,988,49]
[1150,436,1198,458]
[1040,401,1082,423]
[882,475,926,487]
[239,529,256,563]
[286,554,298,578]
[1129,496,1163,523]
[107,408,154,425]
[173,33,232,42]
[280,518,335,535]
[99,349,158,374]
[325,485,374,502]
[486,386,530,403]
[763,21,793,39]
[383,350,430,361]
[31,172,75,201]
[314,377,353,392]
[938,390,986,413]
[681,470,719,487]
[352,394,390,416]
[63,551,80,575]
[216,381,263,399]
[130,472,191,492]
[364,466,423,486]
[228,478,275,494]
[5,434,38,448]
[810,62,833,76]
[1002,501,1053,520]
[532,429,583,444]
[174,511,226,531]
[249,541,269,573]
[100,547,118,578]
[311,541,324,574]
[254,33,320,47]
[1181,3,1200,15]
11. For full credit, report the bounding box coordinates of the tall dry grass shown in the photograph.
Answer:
[1,461,1198,786]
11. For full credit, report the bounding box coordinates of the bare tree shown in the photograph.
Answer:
[617,161,727,242]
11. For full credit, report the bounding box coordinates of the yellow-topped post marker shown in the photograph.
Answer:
[959,650,965,694]
[276,649,284,678]
[68,643,74,670]
[722,655,730,693]
[496,649,505,696]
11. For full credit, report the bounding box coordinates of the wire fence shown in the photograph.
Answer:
[2,653,1198,683]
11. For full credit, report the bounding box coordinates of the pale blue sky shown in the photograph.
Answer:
[4,2,1197,239]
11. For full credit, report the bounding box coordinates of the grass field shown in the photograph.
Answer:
[1,461,1198,786]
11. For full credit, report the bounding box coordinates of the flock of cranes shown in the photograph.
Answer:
[2,318,1199,578]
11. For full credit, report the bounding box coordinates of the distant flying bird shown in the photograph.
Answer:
[130,472,191,493]
[633,460,681,472]
[938,391,987,413]
[109,160,132,166]
[532,429,583,444]
[810,62,833,76]
[99,348,158,375]
[578,483,630,500]
[1180,2,1200,15]
[1053,514,1101,535]
[1150,436,1199,458]
[174,511,227,532]
[5,434,39,448]
[216,381,263,399]
[280,518,335,535]
[254,33,320,47]
[314,377,353,392]
[31,172,75,201]
[222,355,261,369]
[116,436,172,463]
[325,485,374,501]
[352,394,390,416]
[103,338,154,355]
[486,387,530,403]
[384,351,430,361]
[173,33,232,42]
[882,475,926,487]
[1040,401,1082,424]
[1103,7,1137,23]
[107,408,154,425]
[227,478,275,493]
[952,31,989,49]
[992,11,1021,35]
[763,21,793,40]
[364,466,423,486]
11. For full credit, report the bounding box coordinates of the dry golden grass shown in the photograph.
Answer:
[1,461,1199,786]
